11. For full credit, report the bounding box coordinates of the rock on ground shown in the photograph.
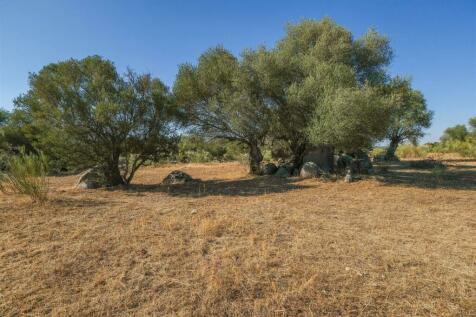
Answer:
[76,168,104,189]
[275,166,291,178]
[344,168,353,183]
[262,163,278,175]
[336,151,374,175]
[161,170,194,185]
[302,144,334,172]
[300,161,319,178]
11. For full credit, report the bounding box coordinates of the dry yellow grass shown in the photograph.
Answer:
[0,161,475,316]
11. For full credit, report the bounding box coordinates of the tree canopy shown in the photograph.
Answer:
[469,117,476,140]
[247,18,394,167]
[384,77,433,158]
[0,109,9,127]
[307,85,391,152]
[441,124,469,142]
[11,56,179,185]
[174,47,271,174]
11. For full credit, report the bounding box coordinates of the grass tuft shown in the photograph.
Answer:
[0,148,49,203]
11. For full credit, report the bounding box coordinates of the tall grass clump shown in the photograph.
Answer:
[0,149,49,202]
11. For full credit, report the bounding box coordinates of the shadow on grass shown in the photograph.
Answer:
[52,197,110,208]
[375,161,476,190]
[121,176,311,197]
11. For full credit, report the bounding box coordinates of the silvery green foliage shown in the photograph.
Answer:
[174,47,271,174]
[247,18,394,165]
[12,56,179,185]
[384,77,433,158]
[307,85,391,151]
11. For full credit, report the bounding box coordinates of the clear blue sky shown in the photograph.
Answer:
[1,0,475,142]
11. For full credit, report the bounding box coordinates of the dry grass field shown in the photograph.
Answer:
[1,160,475,316]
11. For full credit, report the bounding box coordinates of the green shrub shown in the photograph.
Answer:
[177,135,247,163]
[431,139,476,158]
[0,149,49,202]
[370,147,386,158]
[395,144,429,159]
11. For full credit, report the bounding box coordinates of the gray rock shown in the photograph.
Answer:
[336,151,373,175]
[275,166,291,178]
[336,154,353,173]
[76,168,104,189]
[77,180,101,189]
[354,150,373,174]
[344,168,353,183]
[161,170,194,185]
[300,161,319,178]
[302,144,334,171]
[262,163,278,175]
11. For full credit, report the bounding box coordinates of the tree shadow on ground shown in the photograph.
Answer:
[375,161,476,190]
[123,176,311,197]
[52,197,110,208]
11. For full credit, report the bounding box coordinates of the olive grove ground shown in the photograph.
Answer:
[0,160,475,316]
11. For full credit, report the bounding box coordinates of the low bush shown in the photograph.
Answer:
[431,139,476,158]
[393,140,476,159]
[177,136,247,163]
[395,144,430,159]
[0,149,49,202]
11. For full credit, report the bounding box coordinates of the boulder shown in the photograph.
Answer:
[300,161,319,178]
[76,168,104,189]
[336,154,353,173]
[262,162,278,175]
[303,144,334,172]
[354,150,374,174]
[336,151,374,175]
[275,166,291,178]
[161,170,194,185]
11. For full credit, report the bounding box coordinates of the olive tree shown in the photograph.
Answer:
[12,56,179,185]
[307,85,392,152]
[0,109,8,126]
[441,124,469,142]
[251,18,393,169]
[469,117,476,140]
[173,47,270,174]
[384,77,432,158]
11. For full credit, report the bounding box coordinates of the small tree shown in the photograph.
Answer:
[441,124,469,142]
[174,47,270,174]
[467,117,476,140]
[12,56,179,185]
[384,77,433,158]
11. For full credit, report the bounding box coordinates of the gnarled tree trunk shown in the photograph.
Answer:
[290,141,307,172]
[248,142,263,175]
[385,137,400,160]
[103,152,124,186]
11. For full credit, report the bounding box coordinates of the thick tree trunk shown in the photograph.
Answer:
[248,142,263,175]
[385,138,400,160]
[103,153,124,186]
[290,141,307,172]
